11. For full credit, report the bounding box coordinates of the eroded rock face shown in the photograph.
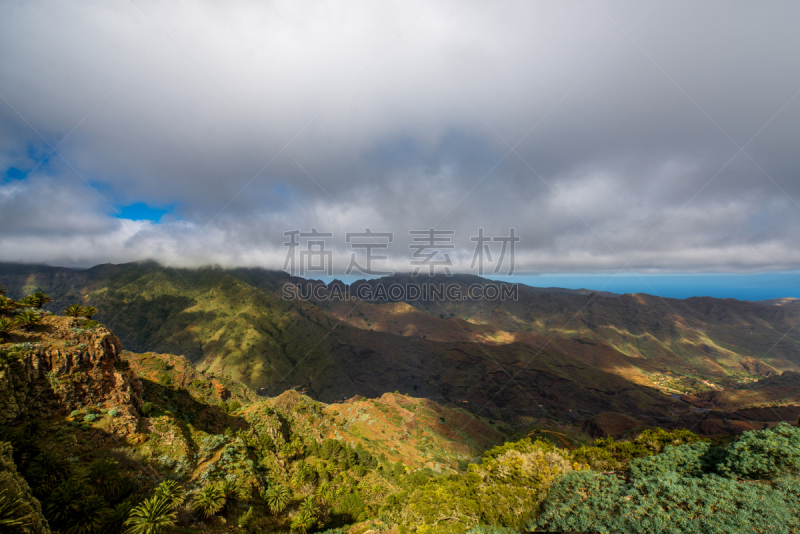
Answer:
[0,318,142,433]
[0,441,50,534]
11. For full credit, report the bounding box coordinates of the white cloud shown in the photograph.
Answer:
[1,0,799,274]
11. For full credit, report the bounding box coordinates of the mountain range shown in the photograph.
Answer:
[2,260,799,430]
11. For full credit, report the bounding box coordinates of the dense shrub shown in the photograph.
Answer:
[385,438,576,533]
[719,422,800,480]
[534,470,800,534]
[572,428,701,471]
[629,441,714,478]
[534,425,800,534]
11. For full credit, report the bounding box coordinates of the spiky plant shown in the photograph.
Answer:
[315,481,334,505]
[82,306,98,319]
[13,310,41,330]
[125,495,176,534]
[298,496,319,517]
[0,296,15,315]
[0,489,31,532]
[192,484,225,520]
[153,480,185,511]
[44,478,85,528]
[263,484,291,515]
[27,450,72,495]
[100,499,134,534]
[65,494,109,534]
[31,292,52,309]
[64,304,85,318]
[220,478,239,512]
[87,459,124,502]
[0,318,12,339]
[290,508,317,534]
[0,285,6,295]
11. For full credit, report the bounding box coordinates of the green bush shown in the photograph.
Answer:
[572,428,701,471]
[629,441,713,478]
[332,493,367,524]
[534,427,800,534]
[719,422,800,480]
[534,470,800,534]
[84,414,99,422]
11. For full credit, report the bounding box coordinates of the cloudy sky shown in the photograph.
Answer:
[2,0,800,286]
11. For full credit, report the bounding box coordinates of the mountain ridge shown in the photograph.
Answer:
[2,261,799,428]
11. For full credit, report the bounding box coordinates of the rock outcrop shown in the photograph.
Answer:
[0,317,142,433]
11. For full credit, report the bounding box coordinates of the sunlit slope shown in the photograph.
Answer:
[360,274,800,382]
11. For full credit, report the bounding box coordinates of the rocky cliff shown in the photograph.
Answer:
[0,316,142,434]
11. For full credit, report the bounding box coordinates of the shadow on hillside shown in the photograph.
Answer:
[140,378,247,435]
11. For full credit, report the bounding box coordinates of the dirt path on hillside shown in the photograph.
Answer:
[187,447,225,483]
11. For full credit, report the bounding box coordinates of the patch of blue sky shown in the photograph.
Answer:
[503,272,800,301]
[306,271,800,301]
[114,202,177,222]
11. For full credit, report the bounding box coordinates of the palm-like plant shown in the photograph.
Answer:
[219,478,239,512]
[13,310,41,330]
[27,450,72,495]
[20,292,51,309]
[153,480,185,511]
[64,304,85,318]
[87,460,124,502]
[31,292,52,309]
[65,494,109,534]
[290,508,317,534]
[0,285,6,295]
[0,318,12,339]
[125,495,176,534]
[315,481,334,505]
[192,484,225,520]
[299,496,319,517]
[262,484,291,515]
[0,489,31,532]
[44,478,85,528]
[100,499,134,534]
[82,306,98,319]
[0,296,15,316]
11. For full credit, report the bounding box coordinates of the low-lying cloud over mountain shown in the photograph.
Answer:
[2,0,800,274]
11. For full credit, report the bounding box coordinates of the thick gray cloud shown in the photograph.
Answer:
[1,0,800,274]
